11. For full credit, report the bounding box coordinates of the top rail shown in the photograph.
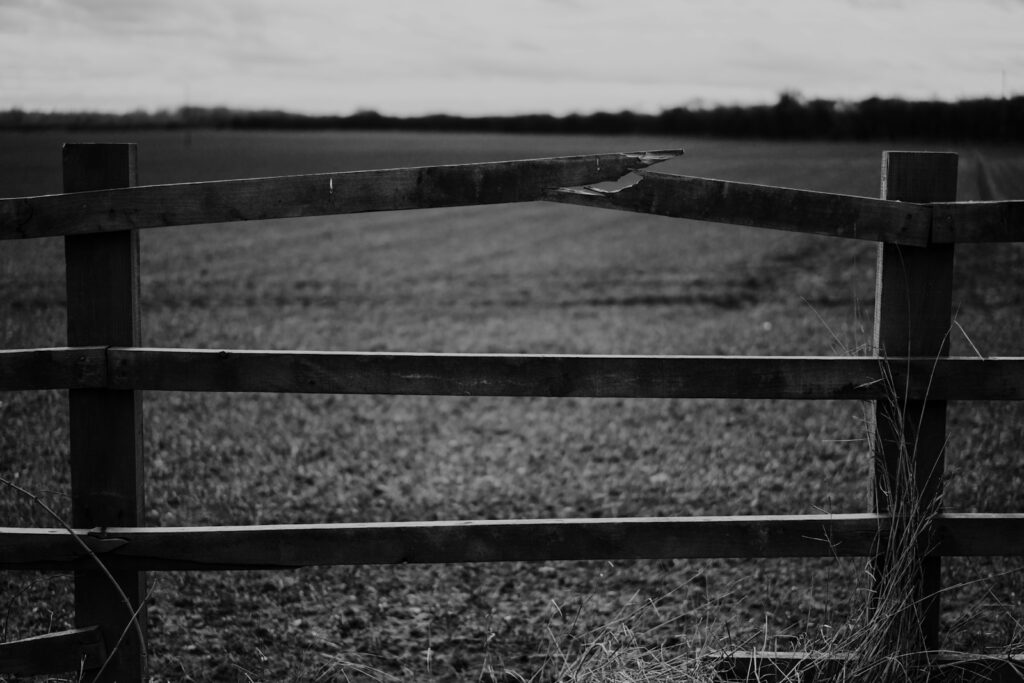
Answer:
[0,150,681,240]
[549,172,1024,245]
[3,149,1020,244]
[549,170,934,246]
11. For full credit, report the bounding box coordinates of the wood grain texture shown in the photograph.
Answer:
[0,347,105,389]
[104,348,1024,400]
[4,514,1022,571]
[63,143,147,683]
[931,199,1024,243]
[6,347,1024,400]
[0,150,681,240]
[547,170,932,246]
[0,626,106,676]
[107,349,883,398]
[872,150,958,652]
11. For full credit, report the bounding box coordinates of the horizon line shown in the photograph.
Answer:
[4,91,1023,120]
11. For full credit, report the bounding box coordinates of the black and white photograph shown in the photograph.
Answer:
[2,1,1023,680]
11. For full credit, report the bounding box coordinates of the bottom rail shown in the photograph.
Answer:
[0,626,106,677]
[718,650,1024,683]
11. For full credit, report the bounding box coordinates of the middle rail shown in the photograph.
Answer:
[3,347,1023,400]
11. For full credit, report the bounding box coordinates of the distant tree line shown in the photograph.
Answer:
[2,93,1021,141]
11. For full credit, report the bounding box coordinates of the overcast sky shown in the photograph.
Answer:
[2,0,1022,116]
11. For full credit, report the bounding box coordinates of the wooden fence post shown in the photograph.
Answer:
[64,143,146,682]
[872,151,958,652]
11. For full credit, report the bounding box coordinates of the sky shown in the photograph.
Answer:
[1,0,1022,117]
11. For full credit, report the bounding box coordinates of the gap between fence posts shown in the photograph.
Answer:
[872,151,958,652]
[64,143,147,682]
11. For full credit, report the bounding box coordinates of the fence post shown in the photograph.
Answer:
[872,151,958,652]
[64,143,146,682]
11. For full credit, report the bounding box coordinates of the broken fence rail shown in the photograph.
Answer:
[547,170,1024,246]
[0,150,681,239]
[2,150,1021,245]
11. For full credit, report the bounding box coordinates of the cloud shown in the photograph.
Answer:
[2,0,1022,115]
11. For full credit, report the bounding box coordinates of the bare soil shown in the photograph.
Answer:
[2,131,1022,681]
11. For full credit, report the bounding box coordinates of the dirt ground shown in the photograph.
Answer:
[2,131,1022,680]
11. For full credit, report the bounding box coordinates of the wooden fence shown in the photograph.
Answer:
[2,144,1023,681]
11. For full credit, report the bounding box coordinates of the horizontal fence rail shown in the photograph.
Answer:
[931,199,1024,242]
[720,651,1024,683]
[549,171,1024,245]
[4,514,1024,571]
[0,150,681,240]
[3,154,1021,246]
[0,347,106,389]
[4,347,1024,400]
[549,170,935,246]
[0,627,106,677]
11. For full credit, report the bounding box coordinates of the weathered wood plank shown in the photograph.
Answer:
[5,348,1024,400]
[4,514,1022,571]
[719,651,1024,683]
[107,349,883,398]
[716,650,848,683]
[0,515,884,569]
[932,199,1024,242]
[103,348,1024,400]
[0,150,681,240]
[63,143,147,683]
[938,513,1024,556]
[877,356,1024,401]
[0,347,105,389]
[0,626,106,676]
[547,170,932,246]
